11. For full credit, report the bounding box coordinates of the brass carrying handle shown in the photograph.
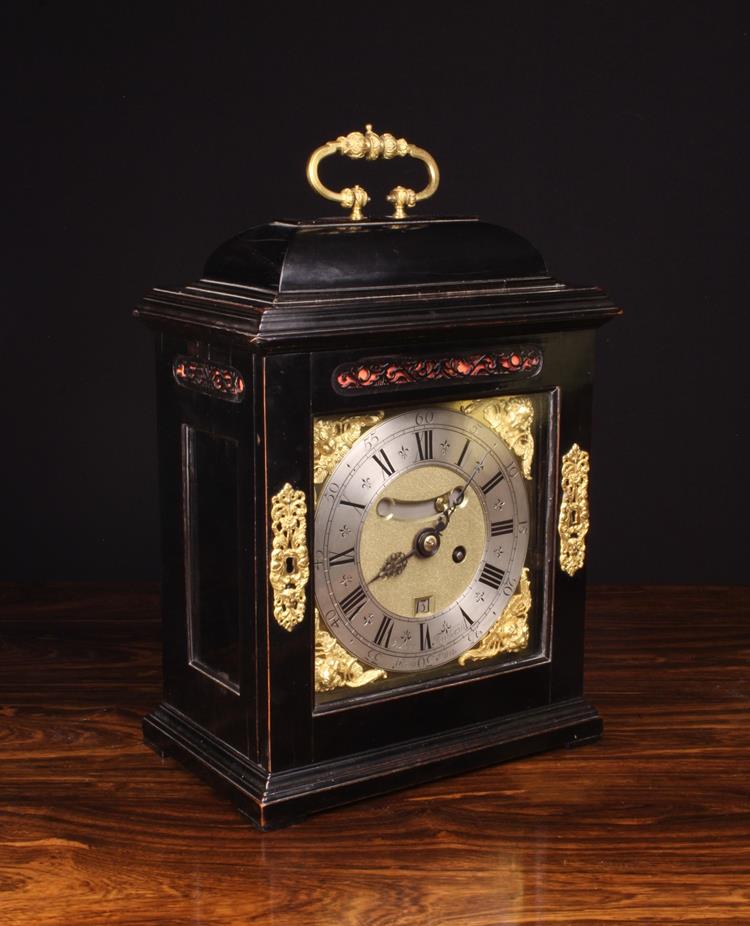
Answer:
[306,125,440,221]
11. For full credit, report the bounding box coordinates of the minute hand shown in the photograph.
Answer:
[436,455,488,527]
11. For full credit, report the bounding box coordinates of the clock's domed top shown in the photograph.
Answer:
[202,217,548,297]
[137,215,619,345]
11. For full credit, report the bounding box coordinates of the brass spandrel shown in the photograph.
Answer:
[315,609,387,692]
[313,412,384,498]
[558,444,590,576]
[454,396,535,479]
[458,568,532,666]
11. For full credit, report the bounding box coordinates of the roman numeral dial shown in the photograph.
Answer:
[314,405,531,675]
[460,606,475,626]
[415,429,434,460]
[339,585,367,618]
[372,449,395,477]
[340,498,365,511]
[329,548,355,566]
[481,470,505,494]
[373,616,394,648]
[479,563,506,589]
[491,519,514,537]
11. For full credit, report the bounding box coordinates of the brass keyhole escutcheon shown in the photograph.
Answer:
[270,483,309,632]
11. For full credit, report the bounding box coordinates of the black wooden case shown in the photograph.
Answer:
[136,216,621,829]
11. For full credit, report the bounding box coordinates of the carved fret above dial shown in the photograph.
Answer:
[333,347,542,394]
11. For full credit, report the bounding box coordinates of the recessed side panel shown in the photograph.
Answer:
[183,425,241,690]
[150,334,255,758]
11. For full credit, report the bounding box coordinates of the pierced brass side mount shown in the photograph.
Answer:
[306,125,440,221]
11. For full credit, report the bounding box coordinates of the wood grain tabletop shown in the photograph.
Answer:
[0,584,748,925]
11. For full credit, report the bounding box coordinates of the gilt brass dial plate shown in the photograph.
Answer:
[314,407,530,673]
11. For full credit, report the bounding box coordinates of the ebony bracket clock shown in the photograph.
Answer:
[135,126,621,829]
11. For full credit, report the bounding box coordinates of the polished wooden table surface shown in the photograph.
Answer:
[1,584,748,925]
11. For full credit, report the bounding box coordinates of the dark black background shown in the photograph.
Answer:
[3,2,748,583]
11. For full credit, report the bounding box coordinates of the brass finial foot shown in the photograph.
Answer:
[387,185,417,220]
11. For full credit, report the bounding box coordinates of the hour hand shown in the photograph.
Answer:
[369,551,412,584]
